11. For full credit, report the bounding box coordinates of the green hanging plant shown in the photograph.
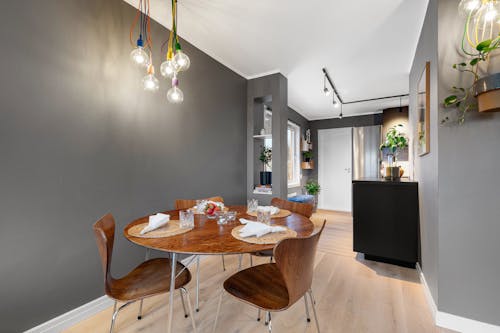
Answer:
[380,125,408,154]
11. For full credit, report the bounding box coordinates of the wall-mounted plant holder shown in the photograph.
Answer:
[474,73,500,113]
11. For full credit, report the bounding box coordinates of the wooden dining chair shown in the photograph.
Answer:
[213,221,326,333]
[251,197,314,261]
[93,214,197,333]
[174,195,226,312]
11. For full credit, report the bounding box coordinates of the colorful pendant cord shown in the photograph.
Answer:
[130,0,152,59]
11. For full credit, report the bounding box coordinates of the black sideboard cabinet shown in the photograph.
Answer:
[352,179,419,268]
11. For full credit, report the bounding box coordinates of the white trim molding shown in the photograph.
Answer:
[24,256,199,333]
[24,295,114,333]
[417,264,500,333]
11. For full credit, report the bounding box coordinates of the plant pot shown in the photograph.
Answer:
[384,166,401,181]
[474,73,500,112]
[260,171,272,185]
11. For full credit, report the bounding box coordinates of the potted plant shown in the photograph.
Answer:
[304,180,321,211]
[380,125,408,180]
[443,1,500,123]
[303,151,313,162]
[259,146,272,185]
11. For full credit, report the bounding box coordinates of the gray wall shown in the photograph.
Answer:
[409,0,440,305]
[309,114,383,181]
[437,0,500,325]
[0,0,246,331]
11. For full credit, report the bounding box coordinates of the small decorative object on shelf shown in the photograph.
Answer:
[442,0,500,122]
[380,124,408,180]
[301,148,314,169]
[259,146,272,185]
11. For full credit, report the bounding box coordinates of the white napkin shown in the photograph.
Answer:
[239,218,254,225]
[141,213,170,235]
[257,206,280,215]
[238,221,286,238]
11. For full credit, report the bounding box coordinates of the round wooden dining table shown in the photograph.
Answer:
[124,205,315,333]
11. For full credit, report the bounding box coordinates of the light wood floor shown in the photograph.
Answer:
[66,210,454,333]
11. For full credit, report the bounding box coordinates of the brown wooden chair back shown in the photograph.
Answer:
[175,196,224,210]
[93,213,116,289]
[271,197,313,218]
[274,220,326,307]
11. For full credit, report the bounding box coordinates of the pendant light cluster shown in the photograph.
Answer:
[129,0,190,104]
[130,0,159,92]
[161,0,190,103]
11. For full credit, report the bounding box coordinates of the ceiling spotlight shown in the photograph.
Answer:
[339,112,343,119]
[333,99,340,108]
[323,75,331,96]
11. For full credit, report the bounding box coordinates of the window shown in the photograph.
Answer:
[287,121,301,188]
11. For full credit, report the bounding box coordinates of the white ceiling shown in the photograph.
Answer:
[123,0,428,120]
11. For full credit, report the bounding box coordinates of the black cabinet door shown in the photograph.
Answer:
[353,182,418,264]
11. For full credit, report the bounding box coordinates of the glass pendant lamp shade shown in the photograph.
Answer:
[160,59,176,78]
[167,86,184,103]
[130,46,149,68]
[459,0,500,47]
[173,50,190,72]
[143,74,159,92]
[167,76,183,103]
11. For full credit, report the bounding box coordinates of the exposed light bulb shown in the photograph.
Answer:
[484,5,498,21]
[143,74,159,92]
[339,112,343,119]
[167,86,184,103]
[323,87,331,96]
[167,75,183,103]
[459,0,480,15]
[130,47,149,67]
[160,59,176,78]
[173,50,190,72]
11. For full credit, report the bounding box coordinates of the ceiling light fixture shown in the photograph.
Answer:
[323,75,331,96]
[162,0,190,103]
[130,0,159,93]
[459,0,500,49]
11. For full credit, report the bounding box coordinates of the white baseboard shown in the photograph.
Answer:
[24,255,198,333]
[417,264,500,333]
[24,295,114,333]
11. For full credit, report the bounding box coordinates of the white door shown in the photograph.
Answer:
[318,127,352,212]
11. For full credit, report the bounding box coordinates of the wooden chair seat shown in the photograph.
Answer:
[223,263,289,311]
[107,258,191,302]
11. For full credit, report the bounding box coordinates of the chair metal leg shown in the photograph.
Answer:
[265,311,270,325]
[304,295,311,322]
[308,290,320,333]
[250,254,253,266]
[310,288,317,305]
[212,289,224,333]
[221,254,226,271]
[109,301,132,333]
[196,255,200,312]
[179,289,188,318]
[138,249,151,319]
[257,308,261,321]
[181,287,197,333]
[270,256,273,263]
[138,299,144,320]
[267,312,272,333]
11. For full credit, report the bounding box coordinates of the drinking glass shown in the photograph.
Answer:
[226,211,237,222]
[179,210,194,229]
[257,208,271,225]
[216,211,228,225]
[195,200,203,213]
[247,199,258,213]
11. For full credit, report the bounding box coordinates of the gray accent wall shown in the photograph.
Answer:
[437,0,500,325]
[0,0,246,331]
[409,0,440,306]
[411,0,500,326]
